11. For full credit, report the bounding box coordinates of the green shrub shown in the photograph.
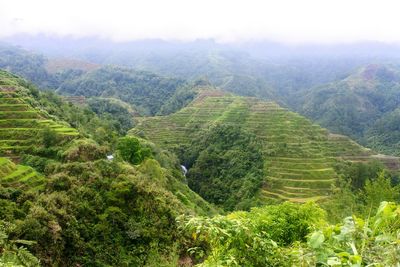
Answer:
[179,202,326,266]
[116,136,152,165]
[62,139,107,162]
[294,201,400,266]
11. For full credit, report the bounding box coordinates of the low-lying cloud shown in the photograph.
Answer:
[1,0,400,44]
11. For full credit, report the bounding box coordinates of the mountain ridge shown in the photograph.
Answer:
[300,63,400,155]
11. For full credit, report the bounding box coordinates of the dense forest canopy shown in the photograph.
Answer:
[183,124,264,211]
[300,64,400,155]
[56,66,186,115]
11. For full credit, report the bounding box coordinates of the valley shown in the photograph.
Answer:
[0,38,400,266]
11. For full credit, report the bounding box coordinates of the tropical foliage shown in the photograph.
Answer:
[180,201,400,266]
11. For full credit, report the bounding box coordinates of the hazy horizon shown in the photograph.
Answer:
[2,0,400,44]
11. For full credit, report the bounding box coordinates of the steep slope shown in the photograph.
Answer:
[300,64,400,155]
[132,89,398,203]
[0,157,44,190]
[0,70,78,158]
[0,71,217,266]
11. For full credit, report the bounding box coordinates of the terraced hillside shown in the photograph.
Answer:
[0,70,78,158]
[132,90,398,203]
[0,157,44,190]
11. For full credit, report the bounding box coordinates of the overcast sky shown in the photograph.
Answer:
[1,0,400,44]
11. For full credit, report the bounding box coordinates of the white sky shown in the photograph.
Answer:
[1,0,400,44]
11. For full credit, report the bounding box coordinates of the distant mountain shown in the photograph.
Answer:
[0,44,55,88]
[56,66,186,115]
[3,41,400,156]
[300,64,400,155]
[4,39,400,111]
[6,35,400,100]
[0,45,194,115]
[45,57,100,73]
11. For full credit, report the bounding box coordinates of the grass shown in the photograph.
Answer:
[131,89,393,203]
[0,157,44,190]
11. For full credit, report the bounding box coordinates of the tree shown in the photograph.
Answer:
[116,136,151,165]
[363,171,400,210]
[42,127,58,148]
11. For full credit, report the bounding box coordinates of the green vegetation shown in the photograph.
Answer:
[0,157,44,191]
[0,70,215,266]
[0,70,78,157]
[0,156,214,266]
[158,81,200,115]
[366,108,400,155]
[133,89,397,205]
[1,47,400,266]
[300,64,400,156]
[183,124,264,211]
[180,201,400,266]
[321,165,400,223]
[0,45,54,89]
[87,97,135,134]
[116,136,152,165]
[0,222,40,267]
[57,66,185,115]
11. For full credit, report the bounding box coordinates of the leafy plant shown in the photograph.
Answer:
[0,222,40,267]
[295,201,400,266]
[179,202,326,266]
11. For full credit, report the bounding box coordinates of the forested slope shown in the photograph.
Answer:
[132,89,400,208]
[56,66,186,115]
[0,70,215,266]
[300,64,400,155]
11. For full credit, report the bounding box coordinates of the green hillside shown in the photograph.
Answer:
[0,70,217,266]
[300,64,400,155]
[0,70,78,158]
[0,45,55,88]
[132,89,398,204]
[56,66,186,115]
